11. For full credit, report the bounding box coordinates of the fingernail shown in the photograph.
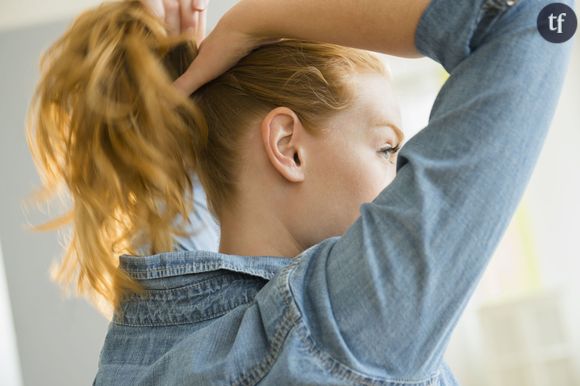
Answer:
[193,0,207,10]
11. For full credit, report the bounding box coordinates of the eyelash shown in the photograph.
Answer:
[379,144,401,161]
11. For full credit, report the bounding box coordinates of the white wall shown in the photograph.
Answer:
[0,0,100,31]
[0,241,23,386]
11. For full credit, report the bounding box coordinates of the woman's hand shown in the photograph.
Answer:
[143,0,282,96]
[172,4,283,96]
[142,0,208,46]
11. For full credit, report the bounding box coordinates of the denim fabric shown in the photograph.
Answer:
[93,0,575,384]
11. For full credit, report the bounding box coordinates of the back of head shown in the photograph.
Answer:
[25,0,386,318]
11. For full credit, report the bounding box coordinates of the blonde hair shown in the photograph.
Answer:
[24,0,387,319]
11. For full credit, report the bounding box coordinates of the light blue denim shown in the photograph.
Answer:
[93,0,575,384]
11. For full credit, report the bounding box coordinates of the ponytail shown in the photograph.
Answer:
[24,0,207,318]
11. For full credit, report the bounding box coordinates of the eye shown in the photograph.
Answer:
[378,143,401,163]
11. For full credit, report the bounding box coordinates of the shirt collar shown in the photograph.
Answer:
[118,249,297,281]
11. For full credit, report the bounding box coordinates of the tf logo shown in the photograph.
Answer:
[537,2,577,43]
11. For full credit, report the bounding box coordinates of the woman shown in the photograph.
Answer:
[25,0,573,384]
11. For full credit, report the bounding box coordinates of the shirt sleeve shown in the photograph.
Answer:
[286,0,575,380]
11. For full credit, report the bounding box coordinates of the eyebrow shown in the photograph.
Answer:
[372,122,405,143]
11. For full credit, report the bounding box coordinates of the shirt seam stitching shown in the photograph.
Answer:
[286,257,441,385]
[229,262,302,386]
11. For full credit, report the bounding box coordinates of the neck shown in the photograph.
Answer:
[217,204,302,258]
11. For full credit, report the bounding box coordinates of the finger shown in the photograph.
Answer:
[180,0,195,32]
[163,0,180,36]
[143,0,164,19]
[196,9,207,44]
[188,12,201,44]
[192,0,207,11]
[173,42,216,95]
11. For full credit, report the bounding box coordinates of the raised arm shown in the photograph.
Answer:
[226,0,431,59]
[173,0,432,94]
[275,0,574,380]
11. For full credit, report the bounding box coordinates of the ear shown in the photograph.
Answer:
[260,106,306,183]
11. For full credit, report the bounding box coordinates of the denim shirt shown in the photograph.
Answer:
[93,0,575,384]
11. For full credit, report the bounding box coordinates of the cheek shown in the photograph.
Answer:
[327,151,390,220]
[347,152,392,203]
[308,149,358,212]
[356,170,388,207]
[309,144,391,217]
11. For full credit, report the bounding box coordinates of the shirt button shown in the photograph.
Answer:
[506,0,516,6]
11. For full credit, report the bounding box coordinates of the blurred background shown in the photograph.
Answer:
[1,1,579,385]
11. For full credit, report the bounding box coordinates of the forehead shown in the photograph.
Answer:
[350,72,404,141]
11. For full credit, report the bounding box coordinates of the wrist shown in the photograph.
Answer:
[221,0,283,45]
